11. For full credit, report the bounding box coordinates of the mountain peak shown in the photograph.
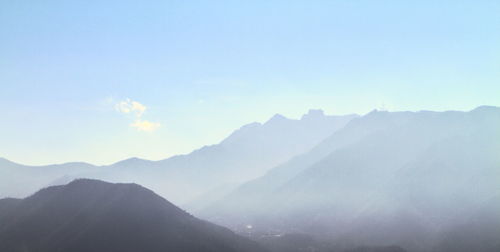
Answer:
[38,179,150,201]
[67,178,132,188]
[0,179,265,252]
[301,109,325,120]
[265,113,288,124]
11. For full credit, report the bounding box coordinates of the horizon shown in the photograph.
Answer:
[0,104,495,166]
[1,2,499,251]
[2,0,499,165]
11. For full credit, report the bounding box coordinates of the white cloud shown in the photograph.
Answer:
[130,120,161,132]
[115,98,160,132]
[115,98,147,117]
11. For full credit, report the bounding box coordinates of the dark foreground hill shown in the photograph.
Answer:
[0,179,265,252]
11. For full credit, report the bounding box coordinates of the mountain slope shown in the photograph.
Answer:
[145,110,357,203]
[200,110,427,221]
[201,106,500,251]
[0,111,356,205]
[0,179,265,252]
[0,158,97,198]
[433,195,500,252]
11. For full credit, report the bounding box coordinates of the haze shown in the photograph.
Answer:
[1,0,499,165]
[1,1,499,252]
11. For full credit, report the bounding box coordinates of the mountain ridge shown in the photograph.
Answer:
[0,179,266,252]
[199,106,500,252]
[1,110,357,205]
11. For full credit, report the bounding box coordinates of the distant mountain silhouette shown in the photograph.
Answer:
[0,111,356,205]
[0,179,265,252]
[0,158,97,199]
[3,106,499,252]
[201,106,500,252]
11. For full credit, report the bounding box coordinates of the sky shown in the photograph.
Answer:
[1,0,499,165]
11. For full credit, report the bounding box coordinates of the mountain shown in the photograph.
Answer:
[0,110,356,205]
[255,233,407,252]
[200,106,500,252]
[0,158,98,199]
[0,179,266,252]
[147,110,357,203]
[0,198,20,221]
[200,109,428,221]
[433,194,500,252]
[344,246,407,252]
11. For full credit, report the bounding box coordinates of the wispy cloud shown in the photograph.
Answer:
[130,120,161,132]
[115,98,147,117]
[115,98,160,132]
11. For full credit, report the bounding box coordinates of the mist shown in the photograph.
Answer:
[1,1,499,251]
[2,106,499,252]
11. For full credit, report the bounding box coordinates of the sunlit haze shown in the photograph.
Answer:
[1,1,499,165]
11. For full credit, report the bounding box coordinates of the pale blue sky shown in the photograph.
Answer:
[1,0,499,165]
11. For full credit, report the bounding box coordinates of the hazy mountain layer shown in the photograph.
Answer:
[201,106,500,252]
[0,110,356,205]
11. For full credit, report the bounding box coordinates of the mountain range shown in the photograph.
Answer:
[1,106,499,252]
[0,110,356,205]
[199,106,500,252]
